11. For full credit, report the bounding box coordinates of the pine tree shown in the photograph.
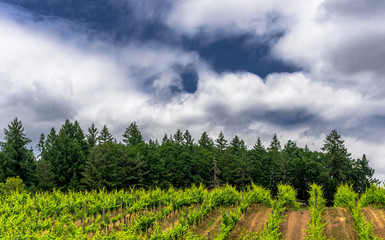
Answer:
[215,131,228,153]
[122,122,144,147]
[226,136,250,188]
[173,129,183,145]
[198,132,214,150]
[98,125,114,144]
[266,134,283,192]
[249,137,265,186]
[82,142,125,190]
[45,120,87,190]
[37,133,45,157]
[352,154,376,193]
[86,123,98,148]
[268,134,281,151]
[0,118,36,188]
[161,134,169,144]
[183,130,194,149]
[36,158,55,191]
[321,129,353,204]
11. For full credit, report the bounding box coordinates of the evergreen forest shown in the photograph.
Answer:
[0,118,377,204]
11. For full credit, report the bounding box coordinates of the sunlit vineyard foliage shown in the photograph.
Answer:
[305,184,327,240]
[2,176,385,239]
[0,179,279,239]
[335,184,381,240]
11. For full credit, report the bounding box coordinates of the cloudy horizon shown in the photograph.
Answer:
[1,0,385,181]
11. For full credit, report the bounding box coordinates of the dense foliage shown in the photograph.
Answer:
[0,118,377,204]
[306,183,327,240]
[241,184,299,240]
[2,176,385,239]
[334,184,380,240]
[0,182,275,239]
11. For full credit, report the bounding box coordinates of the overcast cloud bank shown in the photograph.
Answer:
[1,0,385,181]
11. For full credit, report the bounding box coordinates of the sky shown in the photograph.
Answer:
[1,0,385,181]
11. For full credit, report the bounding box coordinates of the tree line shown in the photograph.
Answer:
[0,117,377,204]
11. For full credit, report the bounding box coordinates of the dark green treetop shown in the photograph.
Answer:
[122,122,144,147]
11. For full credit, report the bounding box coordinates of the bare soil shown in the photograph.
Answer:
[145,206,190,237]
[324,207,357,240]
[362,207,385,238]
[227,204,271,239]
[190,205,235,238]
[280,209,310,240]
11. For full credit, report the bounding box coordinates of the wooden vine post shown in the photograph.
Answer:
[314,189,317,227]
[121,200,123,223]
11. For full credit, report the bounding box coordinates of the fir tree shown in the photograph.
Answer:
[173,129,183,145]
[86,123,98,148]
[183,130,194,149]
[321,129,353,204]
[98,125,114,144]
[0,118,36,188]
[122,122,144,147]
[198,131,214,150]
[215,131,228,153]
[36,158,55,191]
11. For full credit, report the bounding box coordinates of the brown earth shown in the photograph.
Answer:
[280,209,310,240]
[324,207,357,240]
[362,207,385,238]
[190,205,235,238]
[227,204,271,239]
[146,205,190,237]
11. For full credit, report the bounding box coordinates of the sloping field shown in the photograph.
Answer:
[324,207,357,240]
[189,206,235,238]
[145,207,185,238]
[280,209,310,240]
[362,207,385,238]
[227,204,271,239]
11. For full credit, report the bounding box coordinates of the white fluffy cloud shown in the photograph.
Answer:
[1,1,385,182]
[166,0,320,38]
[0,7,198,138]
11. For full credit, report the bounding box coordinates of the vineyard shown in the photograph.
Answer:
[1,182,385,239]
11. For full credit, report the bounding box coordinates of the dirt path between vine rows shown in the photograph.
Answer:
[280,209,310,240]
[324,207,357,240]
[227,204,271,239]
[362,207,385,238]
[190,205,235,238]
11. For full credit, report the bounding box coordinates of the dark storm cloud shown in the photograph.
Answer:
[0,0,297,79]
[5,87,76,122]
[2,0,385,180]
[328,35,385,76]
[322,0,385,18]
[265,110,314,126]
[317,0,385,78]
